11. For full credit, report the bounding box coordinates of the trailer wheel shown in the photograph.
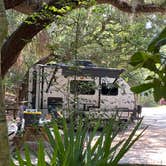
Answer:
[137,105,142,114]
[130,105,142,122]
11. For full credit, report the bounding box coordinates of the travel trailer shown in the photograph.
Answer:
[25,61,141,121]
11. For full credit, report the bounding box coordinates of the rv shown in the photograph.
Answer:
[26,61,141,121]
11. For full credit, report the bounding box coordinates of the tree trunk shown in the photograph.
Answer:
[0,0,9,165]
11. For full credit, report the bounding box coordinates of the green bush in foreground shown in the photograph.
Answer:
[11,118,146,166]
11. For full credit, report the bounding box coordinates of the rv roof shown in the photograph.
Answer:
[61,66,125,78]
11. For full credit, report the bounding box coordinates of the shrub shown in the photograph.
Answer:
[11,118,146,166]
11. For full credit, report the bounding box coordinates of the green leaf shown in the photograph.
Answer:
[131,82,154,93]
[53,123,65,162]
[37,141,46,166]
[155,38,166,50]
[109,139,125,162]
[16,149,25,166]
[24,144,33,166]
[148,27,166,53]
[45,125,56,149]
[153,86,166,102]
[145,76,154,81]
[129,51,149,67]
[50,149,57,166]
[49,6,58,12]
[65,6,72,11]
[130,51,160,71]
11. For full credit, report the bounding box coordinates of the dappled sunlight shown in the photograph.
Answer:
[120,106,166,165]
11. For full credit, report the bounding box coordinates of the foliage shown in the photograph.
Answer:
[48,6,153,68]
[148,27,166,53]
[139,92,157,107]
[5,6,166,103]
[11,118,146,166]
[47,5,166,102]
[130,27,166,102]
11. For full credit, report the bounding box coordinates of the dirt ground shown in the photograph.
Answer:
[119,106,166,165]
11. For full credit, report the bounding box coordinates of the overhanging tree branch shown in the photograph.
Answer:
[2,0,166,76]
[1,1,78,76]
[97,0,166,13]
[1,13,53,76]
[4,0,166,13]
[4,0,24,9]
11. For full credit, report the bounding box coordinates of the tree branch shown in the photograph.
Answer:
[4,0,166,13]
[1,13,53,76]
[33,53,59,66]
[1,1,77,76]
[4,0,24,9]
[97,0,166,13]
[2,0,166,76]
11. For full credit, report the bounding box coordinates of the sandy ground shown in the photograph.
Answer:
[119,106,166,165]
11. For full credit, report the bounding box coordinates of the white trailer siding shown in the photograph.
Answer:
[27,64,139,120]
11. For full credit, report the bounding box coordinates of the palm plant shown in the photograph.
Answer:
[11,118,146,166]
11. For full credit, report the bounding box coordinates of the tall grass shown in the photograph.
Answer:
[11,118,146,166]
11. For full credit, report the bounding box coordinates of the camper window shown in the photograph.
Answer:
[70,80,96,95]
[101,83,118,96]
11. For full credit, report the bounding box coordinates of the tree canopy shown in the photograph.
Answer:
[1,0,166,76]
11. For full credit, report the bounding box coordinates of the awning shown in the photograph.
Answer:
[61,66,124,78]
